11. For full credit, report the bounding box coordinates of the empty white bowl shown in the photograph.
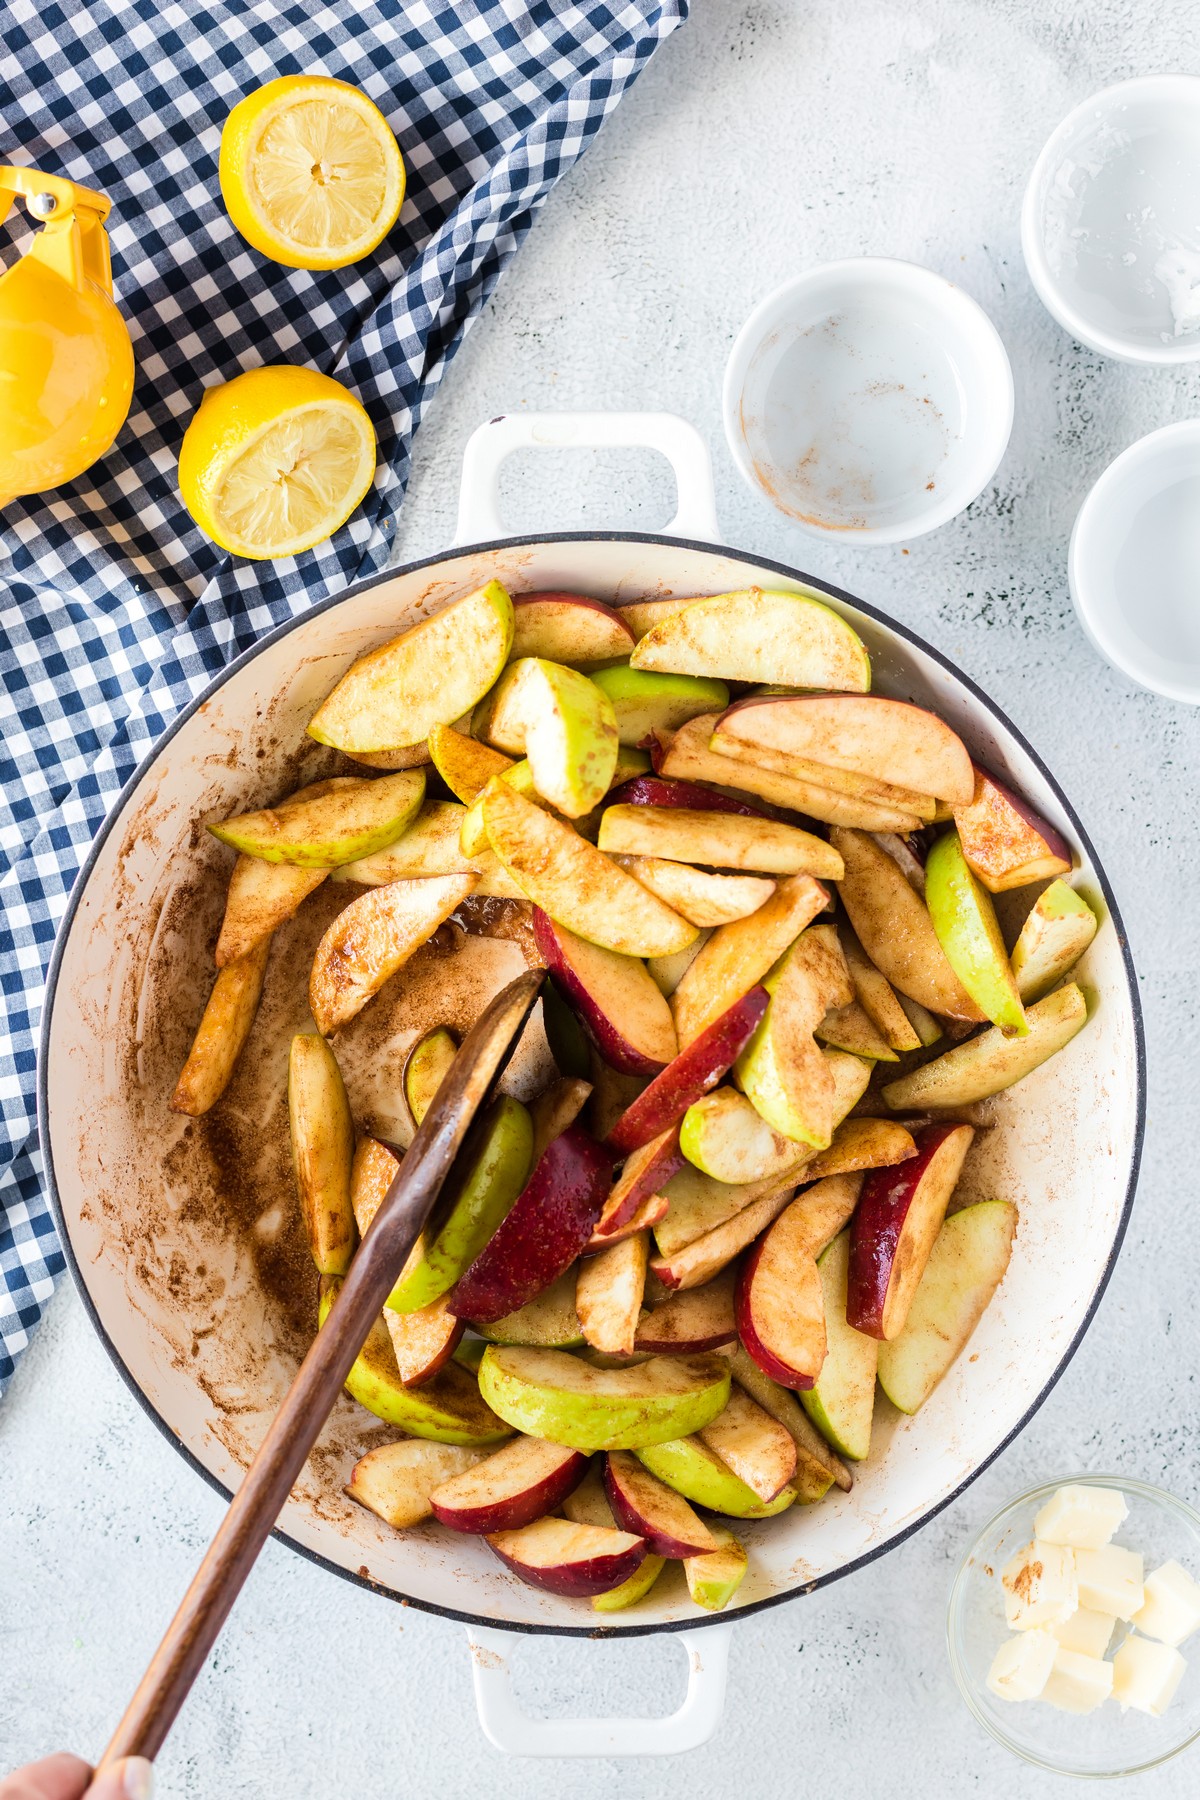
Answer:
[722,258,1014,544]
[1022,75,1200,364]
[1069,419,1200,704]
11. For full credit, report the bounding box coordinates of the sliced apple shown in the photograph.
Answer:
[682,1045,872,1187]
[709,719,938,819]
[430,1436,588,1534]
[680,716,925,831]
[841,928,922,1051]
[482,779,696,958]
[310,872,477,1034]
[736,1176,864,1389]
[404,1025,457,1126]
[477,1345,730,1450]
[925,829,1027,1035]
[715,694,972,805]
[350,1137,401,1237]
[171,936,270,1116]
[211,771,425,869]
[576,1231,649,1356]
[831,827,984,1022]
[488,1516,647,1598]
[604,1450,717,1556]
[671,871,829,1051]
[685,1525,748,1611]
[476,1267,584,1349]
[309,579,513,753]
[587,1050,650,1142]
[612,856,775,929]
[477,658,619,816]
[588,663,729,746]
[344,740,433,772]
[953,765,1073,893]
[333,800,525,898]
[384,1292,464,1385]
[215,856,328,966]
[815,1001,897,1062]
[598,804,842,880]
[541,981,591,1080]
[592,1127,684,1238]
[633,1269,737,1353]
[801,1117,916,1182]
[697,1384,797,1501]
[616,597,692,640]
[629,587,871,691]
[346,1440,486,1529]
[734,925,853,1148]
[562,1462,619,1528]
[897,992,943,1047]
[508,592,635,665]
[608,773,769,817]
[728,1347,851,1495]
[652,1164,790,1258]
[636,1436,795,1519]
[592,1554,667,1613]
[847,1123,975,1340]
[427,722,513,803]
[532,910,677,1075]
[529,1075,593,1164]
[871,830,928,895]
[288,1033,356,1275]
[605,986,769,1156]
[648,931,711,999]
[649,1180,798,1291]
[586,1189,669,1250]
[1011,881,1098,1002]
[881,983,1088,1110]
[799,1233,877,1461]
[877,1200,1017,1413]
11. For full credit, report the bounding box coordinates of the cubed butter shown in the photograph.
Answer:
[1075,1543,1144,1621]
[1033,1483,1128,1550]
[1131,1560,1200,1649]
[1111,1633,1187,1717]
[1001,1539,1077,1630]
[1051,1606,1115,1659]
[1041,1645,1114,1715]
[986,1629,1057,1702]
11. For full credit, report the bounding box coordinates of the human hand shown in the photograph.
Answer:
[0,1754,152,1800]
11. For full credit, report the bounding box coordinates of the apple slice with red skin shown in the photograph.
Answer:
[430,1435,589,1534]
[586,1187,669,1251]
[650,1181,798,1292]
[953,765,1073,893]
[714,694,974,805]
[708,724,937,819]
[508,592,636,665]
[449,1125,613,1325]
[736,1174,864,1388]
[592,1126,685,1237]
[633,1268,737,1353]
[576,1230,649,1356]
[604,1450,718,1556]
[847,1123,975,1340]
[697,1384,798,1502]
[673,714,925,831]
[607,774,769,817]
[604,986,769,1156]
[384,1292,464,1386]
[671,872,829,1049]
[529,1075,593,1165]
[532,909,677,1076]
[487,1516,647,1598]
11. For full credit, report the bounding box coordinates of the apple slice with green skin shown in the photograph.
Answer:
[310,871,477,1035]
[476,1266,584,1348]
[736,1175,865,1388]
[630,587,871,691]
[801,1117,916,1182]
[953,765,1073,893]
[897,992,943,1047]
[708,722,938,819]
[215,856,328,966]
[1011,881,1098,1002]
[841,928,922,1051]
[477,1344,731,1450]
[171,936,271,1116]
[309,579,513,753]
[430,1436,589,1534]
[881,983,1088,1111]
[288,1034,357,1275]
[318,1279,512,1445]
[529,1075,593,1164]
[604,1450,718,1556]
[669,715,924,831]
[847,1122,975,1340]
[598,804,843,879]
[541,982,591,1080]
[333,800,525,898]
[714,694,973,805]
[592,1127,684,1238]
[211,771,426,868]
[404,1025,457,1126]
[613,856,776,928]
[681,1048,872,1187]
[831,826,985,1022]
[697,1384,797,1501]
[592,1553,666,1612]
[877,1200,1017,1413]
[607,774,769,817]
[477,658,619,817]
[605,986,769,1156]
[576,1230,648,1356]
[482,779,697,959]
[533,909,677,1076]
[427,722,513,803]
[590,665,730,745]
[459,758,566,856]
[648,931,711,999]
[816,999,899,1061]
[925,830,1027,1036]
[799,1233,877,1459]
[346,1440,487,1528]
[685,1525,748,1612]
[508,592,636,665]
[487,1516,647,1598]
[384,1292,464,1385]
[633,1269,737,1354]
[449,1125,612,1324]
[734,925,853,1148]
[728,1348,851,1496]
[649,1180,798,1292]
[636,1436,795,1519]
[671,872,829,1049]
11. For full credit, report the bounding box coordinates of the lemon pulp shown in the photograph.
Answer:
[214,402,375,554]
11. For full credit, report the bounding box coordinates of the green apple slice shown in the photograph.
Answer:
[629,588,871,691]
[1011,880,1098,1002]
[925,829,1027,1035]
[593,1552,667,1613]
[685,1525,748,1611]
[309,870,477,1035]
[684,1045,871,1184]
[170,937,270,1117]
[877,1200,1017,1413]
[215,856,328,966]
[589,665,729,745]
[636,1436,795,1519]
[308,580,514,753]
[476,1266,585,1348]
[800,1231,878,1461]
[597,804,842,878]
[331,800,525,899]
[478,1345,731,1450]
[814,1000,898,1062]
[482,779,697,958]
[288,1034,356,1275]
[480,658,619,817]
[734,926,853,1148]
[210,771,425,868]
[459,758,539,855]
[881,983,1088,1111]
[404,1025,458,1126]
[427,722,514,803]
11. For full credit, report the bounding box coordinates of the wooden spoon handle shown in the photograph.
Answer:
[95,969,543,1772]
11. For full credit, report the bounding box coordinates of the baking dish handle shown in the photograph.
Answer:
[466,1621,731,1756]
[454,411,720,545]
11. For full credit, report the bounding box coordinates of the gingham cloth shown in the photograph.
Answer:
[0,0,686,1389]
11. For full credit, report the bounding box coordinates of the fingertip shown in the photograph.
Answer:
[83,1759,153,1800]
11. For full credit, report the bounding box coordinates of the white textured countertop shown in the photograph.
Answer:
[5,2,1200,1793]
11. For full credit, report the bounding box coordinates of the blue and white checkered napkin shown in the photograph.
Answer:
[0,0,686,1389]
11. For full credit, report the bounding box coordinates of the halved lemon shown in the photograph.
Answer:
[179,364,377,561]
[220,75,405,270]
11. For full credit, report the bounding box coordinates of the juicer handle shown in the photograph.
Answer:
[454,411,720,545]
[465,1621,732,1757]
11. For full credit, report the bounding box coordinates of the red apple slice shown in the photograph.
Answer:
[586,1187,669,1251]
[604,1450,718,1556]
[715,694,973,805]
[650,1182,798,1291]
[449,1125,613,1325]
[670,873,829,1049]
[613,856,775,928]
[607,774,769,816]
[529,1075,593,1164]
[633,1269,737,1353]
[831,827,984,1022]
[430,1436,588,1534]
[310,872,477,1034]
[736,1174,864,1388]
[697,1384,798,1501]
[488,1516,647,1597]
[509,592,636,664]
[598,805,842,879]
[576,1231,649,1356]
[605,986,769,1155]
[847,1123,975,1339]
[673,715,924,830]
[384,1292,464,1386]
[592,1127,685,1236]
[953,765,1073,893]
[532,909,677,1075]
[708,725,937,819]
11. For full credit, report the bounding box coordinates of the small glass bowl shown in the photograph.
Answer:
[947,1475,1200,1779]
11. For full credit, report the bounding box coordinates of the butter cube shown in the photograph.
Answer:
[1041,1646,1114,1714]
[1034,1484,1128,1549]
[1111,1633,1187,1716]
[1051,1607,1115,1659]
[986,1629,1058,1702]
[1131,1560,1200,1648]
[1001,1539,1077,1629]
[1075,1543,1144,1621]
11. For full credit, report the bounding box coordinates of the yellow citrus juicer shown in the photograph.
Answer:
[0,166,135,507]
